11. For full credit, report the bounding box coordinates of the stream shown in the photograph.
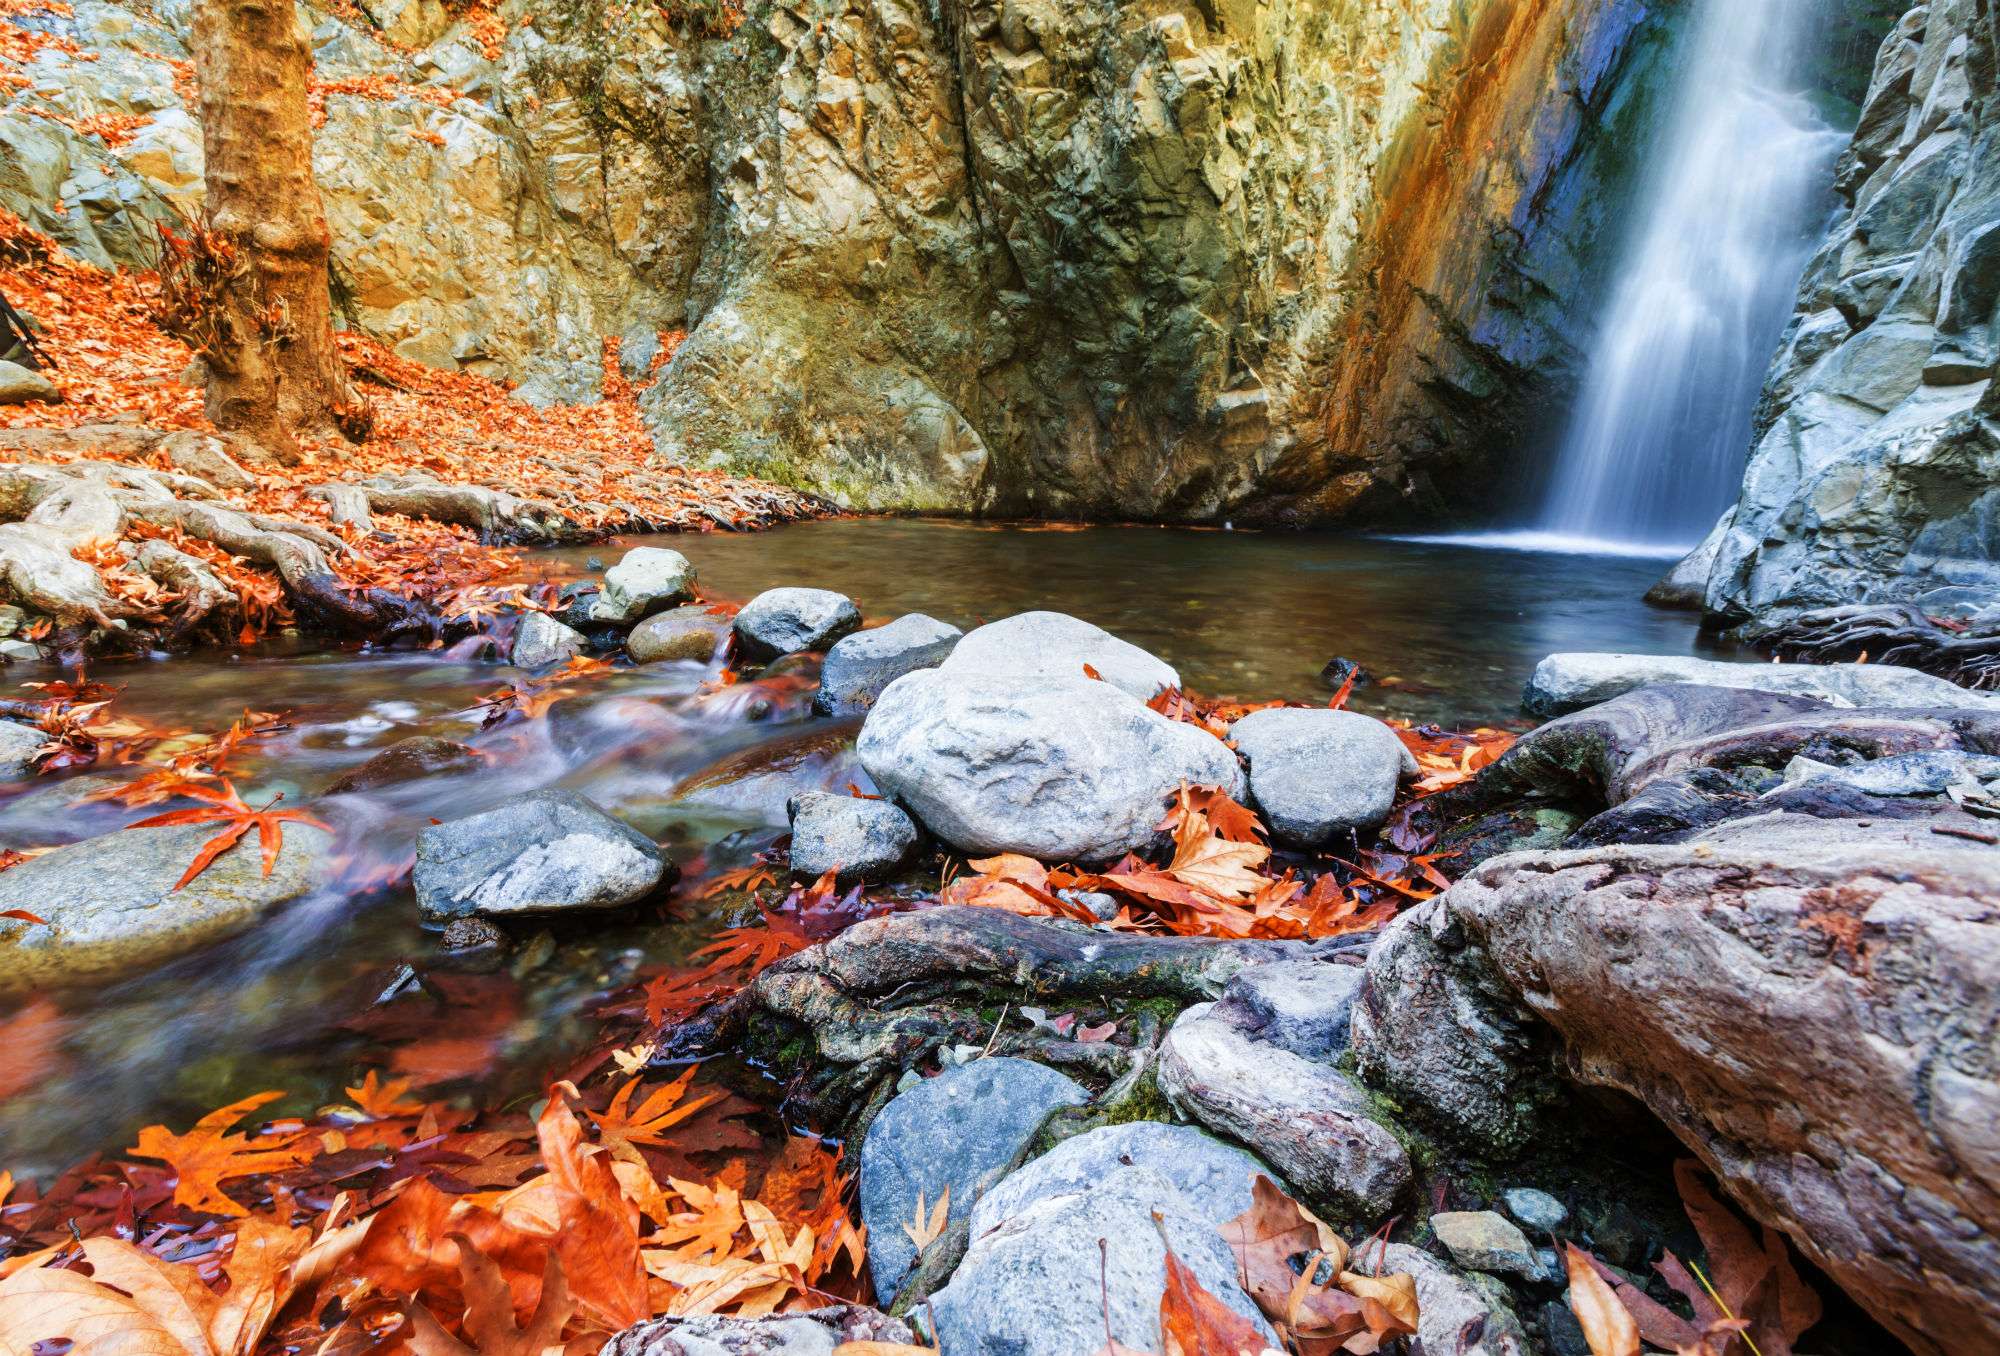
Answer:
[0,522,1739,1176]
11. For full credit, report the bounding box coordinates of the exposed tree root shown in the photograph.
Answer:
[655,906,1307,1130]
[1755,602,2000,688]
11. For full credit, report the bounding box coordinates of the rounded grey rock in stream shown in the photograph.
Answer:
[0,718,46,781]
[0,819,335,995]
[1227,707,1418,846]
[510,611,584,669]
[1156,1001,1409,1223]
[1430,1209,1540,1279]
[414,789,669,920]
[813,613,962,716]
[938,610,1178,700]
[732,587,862,660]
[1501,1186,1568,1233]
[786,791,918,882]
[859,1055,1087,1300]
[970,1121,1273,1240]
[627,604,730,664]
[588,547,697,624]
[857,670,1244,862]
[1211,957,1368,1062]
[929,1164,1273,1356]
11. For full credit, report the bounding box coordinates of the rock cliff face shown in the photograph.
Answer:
[0,0,1679,517]
[1704,0,2000,626]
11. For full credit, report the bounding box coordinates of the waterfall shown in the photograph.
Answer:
[1531,0,1847,554]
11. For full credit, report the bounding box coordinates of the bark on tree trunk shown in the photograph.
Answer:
[190,0,360,463]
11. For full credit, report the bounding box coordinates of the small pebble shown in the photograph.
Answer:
[1502,1186,1569,1233]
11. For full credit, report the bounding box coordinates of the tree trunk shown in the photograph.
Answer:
[190,0,360,462]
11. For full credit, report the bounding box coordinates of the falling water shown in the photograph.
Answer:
[1531,0,1847,553]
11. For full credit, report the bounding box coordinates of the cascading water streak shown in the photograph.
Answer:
[1533,0,1846,553]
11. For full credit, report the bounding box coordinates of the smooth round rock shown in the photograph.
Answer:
[814,613,962,716]
[628,604,730,664]
[1227,707,1418,846]
[589,547,697,624]
[733,587,862,660]
[939,610,1178,701]
[787,790,919,881]
[414,788,669,920]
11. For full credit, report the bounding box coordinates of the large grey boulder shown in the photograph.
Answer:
[857,670,1243,862]
[510,611,584,669]
[939,611,1178,701]
[627,605,729,664]
[786,790,919,882]
[927,1164,1275,1356]
[1370,812,2000,1356]
[0,718,44,780]
[971,1121,1272,1240]
[589,548,696,624]
[813,614,962,716]
[0,818,335,994]
[1156,1001,1409,1223]
[859,1056,1087,1299]
[605,1306,915,1356]
[732,588,861,660]
[0,360,59,405]
[413,789,668,920]
[1522,651,2000,717]
[1209,957,1368,1062]
[1227,707,1417,845]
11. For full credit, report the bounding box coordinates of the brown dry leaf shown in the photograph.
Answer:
[403,1241,574,1356]
[1563,1243,1640,1356]
[902,1186,949,1253]
[344,1071,425,1120]
[127,1091,309,1217]
[595,1070,724,1153]
[831,1344,939,1356]
[0,1262,192,1356]
[1158,1233,1268,1356]
[1671,1161,1821,1356]
[1220,1175,1347,1320]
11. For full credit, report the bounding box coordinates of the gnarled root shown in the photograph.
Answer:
[1755,603,2000,688]
[353,473,574,545]
[655,905,1305,1130]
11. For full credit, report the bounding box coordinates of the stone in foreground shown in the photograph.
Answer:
[929,1164,1275,1356]
[1371,812,2000,1355]
[626,605,730,664]
[414,789,668,920]
[857,670,1243,862]
[1430,1209,1539,1279]
[0,360,59,405]
[939,610,1179,700]
[510,611,584,669]
[860,1055,1087,1300]
[1210,956,1367,1062]
[1501,1186,1568,1233]
[813,613,962,716]
[0,718,44,781]
[1229,707,1417,846]
[971,1121,1272,1239]
[1157,1001,1409,1222]
[786,790,918,882]
[605,1305,915,1356]
[732,587,862,660]
[1522,651,1998,717]
[0,819,335,994]
[589,547,696,624]
[1349,1241,1530,1356]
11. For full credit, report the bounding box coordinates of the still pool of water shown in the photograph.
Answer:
[0,522,1736,1175]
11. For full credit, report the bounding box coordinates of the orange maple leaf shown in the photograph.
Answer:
[594,1069,724,1152]
[127,780,331,889]
[127,1090,309,1217]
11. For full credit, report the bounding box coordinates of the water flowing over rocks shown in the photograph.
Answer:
[0,819,335,994]
[1227,707,1418,846]
[856,668,1242,861]
[858,1055,1087,1299]
[413,788,669,920]
[812,613,962,717]
[1702,0,2000,630]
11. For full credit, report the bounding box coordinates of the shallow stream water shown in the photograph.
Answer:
[0,522,1738,1175]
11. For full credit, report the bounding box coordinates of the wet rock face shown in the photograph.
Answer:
[1706,0,2000,626]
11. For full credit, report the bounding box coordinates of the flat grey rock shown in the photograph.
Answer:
[1227,707,1417,846]
[1500,1186,1568,1233]
[939,611,1178,701]
[857,670,1243,862]
[0,718,45,780]
[0,818,335,995]
[1431,1209,1539,1279]
[510,611,584,669]
[813,613,962,716]
[970,1121,1272,1240]
[733,587,861,660]
[1157,1001,1409,1224]
[589,547,696,624]
[1211,957,1367,1062]
[1523,651,1998,718]
[928,1164,1275,1356]
[860,1055,1087,1299]
[1778,749,2000,798]
[786,790,918,882]
[414,789,667,920]
[627,604,729,664]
